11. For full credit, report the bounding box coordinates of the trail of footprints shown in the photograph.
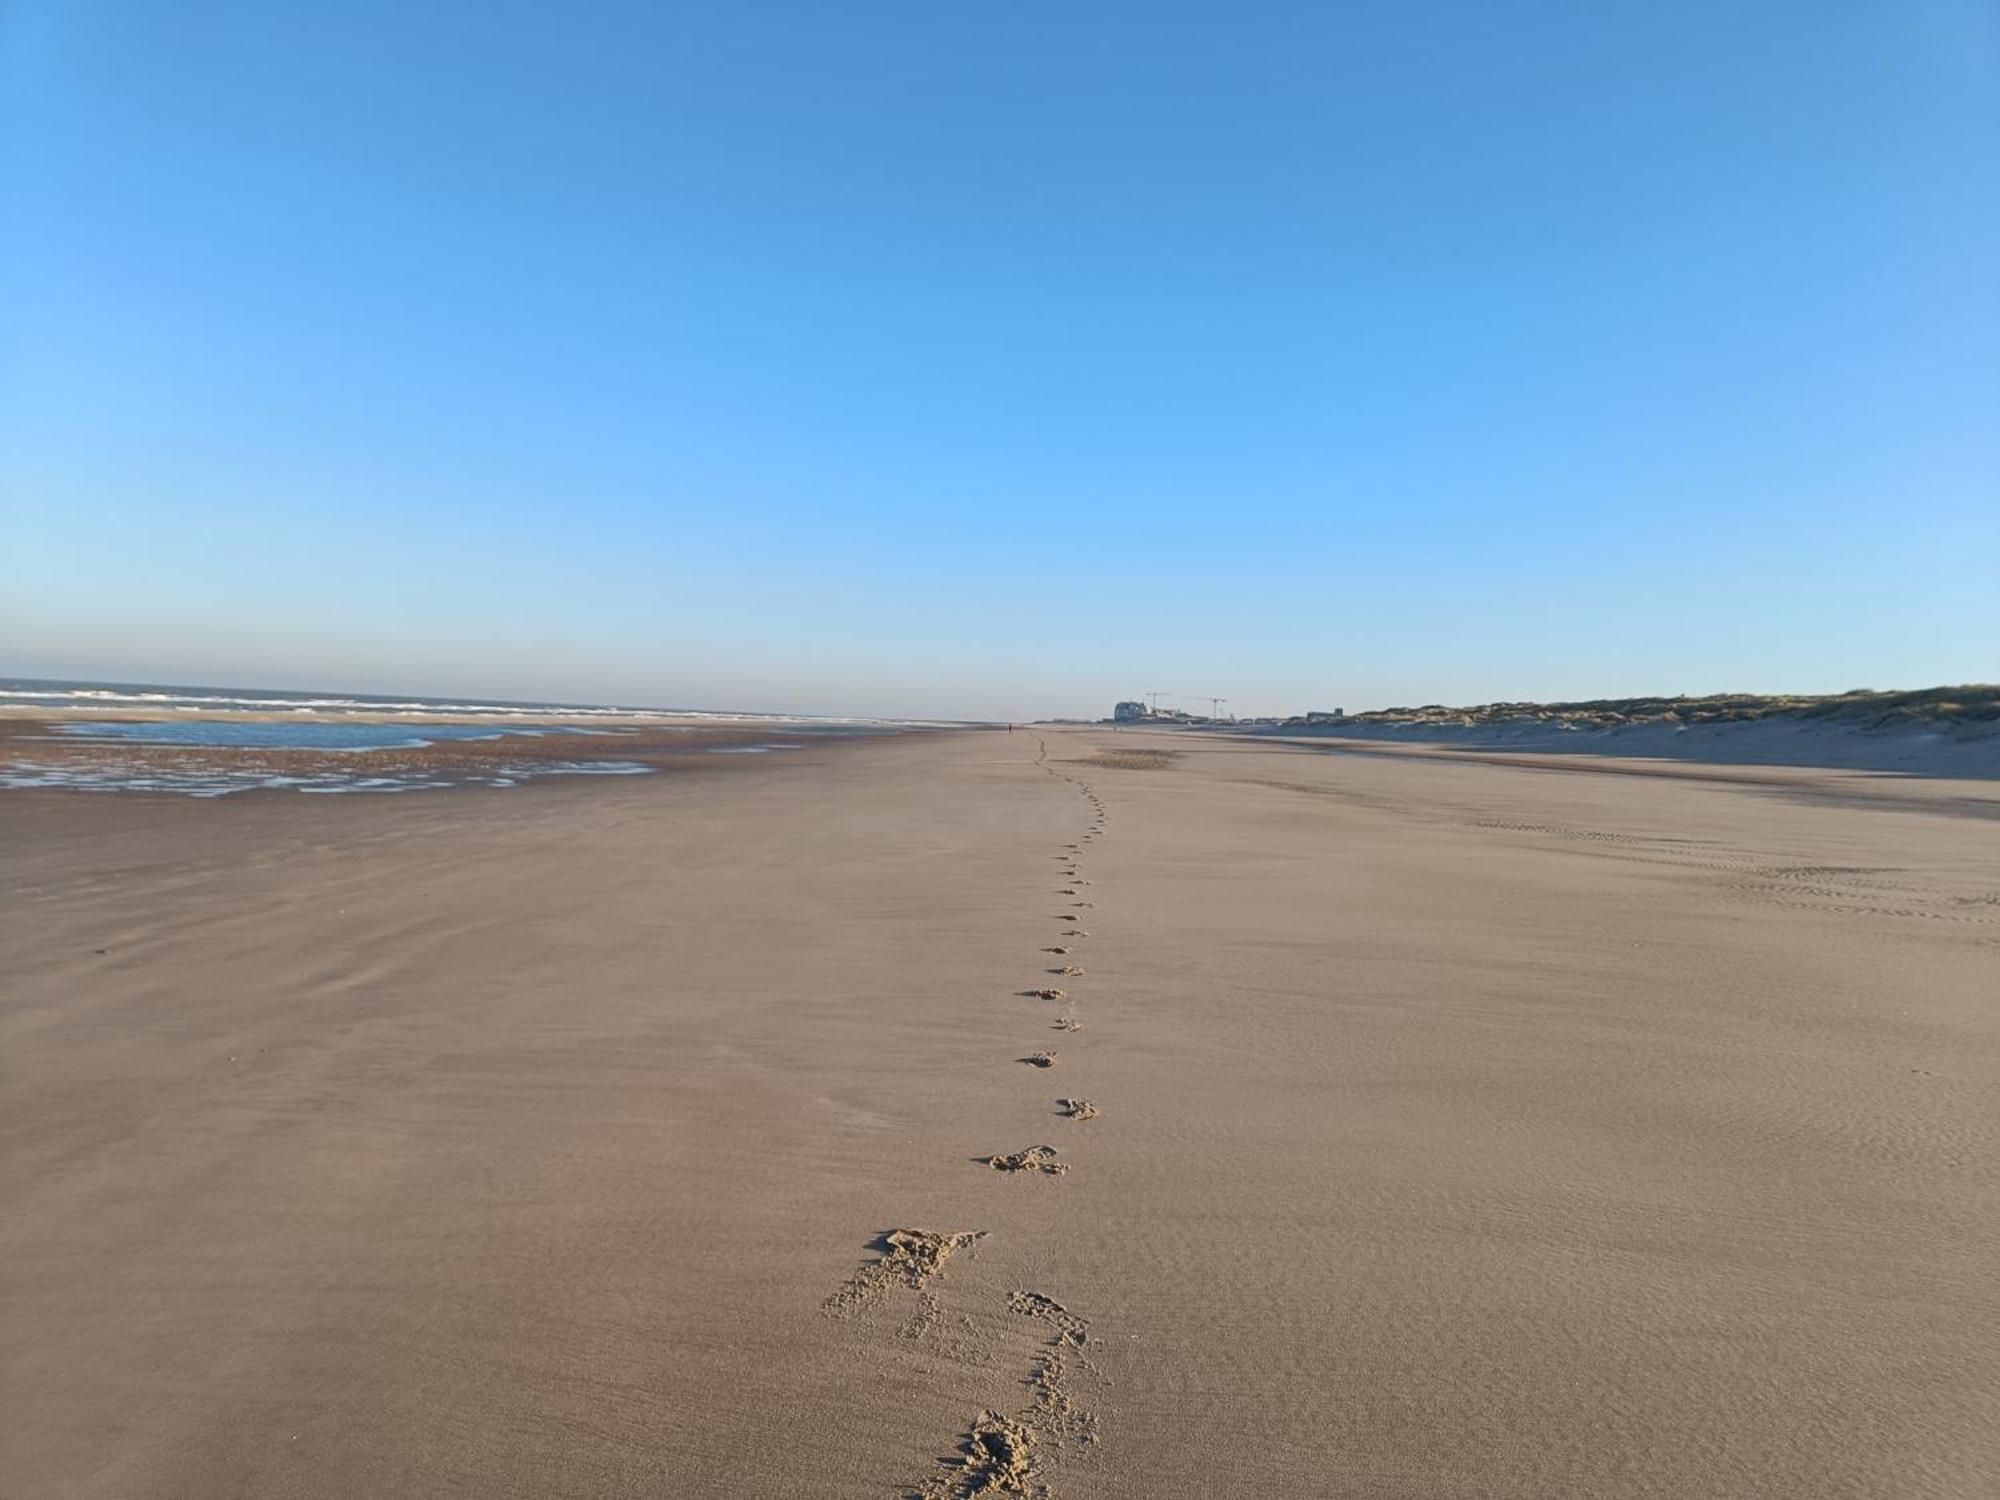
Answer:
[824,733,1113,1498]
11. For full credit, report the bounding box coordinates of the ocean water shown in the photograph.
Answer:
[49,721,616,751]
[0,677,935,729]
[0,758,660,798]
[0,677,923,796]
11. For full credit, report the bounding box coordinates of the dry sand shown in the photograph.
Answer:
[3,727,1995,1497]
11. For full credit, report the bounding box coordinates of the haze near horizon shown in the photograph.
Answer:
[4,2,1995,721]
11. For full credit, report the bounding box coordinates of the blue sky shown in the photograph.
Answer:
[4,2,1995,719]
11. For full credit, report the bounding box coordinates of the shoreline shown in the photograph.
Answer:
[0,715,948,799]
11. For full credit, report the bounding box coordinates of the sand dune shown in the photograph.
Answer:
[1247,686,2000,778]
[3,728,1994,1496]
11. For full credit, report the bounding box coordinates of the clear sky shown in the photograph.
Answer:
[4,2,1995,720]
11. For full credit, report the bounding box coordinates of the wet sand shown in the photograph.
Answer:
[0,716,855,795]
[3,728,1995,1497]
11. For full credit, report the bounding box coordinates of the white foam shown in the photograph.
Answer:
[2,679,958,728]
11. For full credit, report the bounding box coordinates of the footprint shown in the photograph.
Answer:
[914,1294,1102,1496]
[823,1228,986,1338]
[1042,946,1071,955]
[983,1145,1067,1175]
[1009,1289,1091,1347]
[1024,987,1066,1000]
[1050,1018,1082,1033]
[1056,1098,1100,1120]
[1021,1051,1059,1068]
[919,1411,1037,1499]
[1050,965,1085,976]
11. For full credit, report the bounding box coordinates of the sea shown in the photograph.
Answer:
[0,677,940,797]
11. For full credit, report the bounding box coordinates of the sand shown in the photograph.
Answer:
[0,715,848,796]
[3,727,1995,1497]
[1248,715,2000,778]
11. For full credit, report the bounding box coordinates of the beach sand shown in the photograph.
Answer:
[3,728,1995,1497]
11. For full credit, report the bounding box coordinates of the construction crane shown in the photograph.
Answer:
[1148,692,1229,721]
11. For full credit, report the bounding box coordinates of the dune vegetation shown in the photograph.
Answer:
[1329,685,1998,733]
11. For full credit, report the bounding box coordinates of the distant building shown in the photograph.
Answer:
[1305,709,1344,724]
[1113,701,1148,723]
